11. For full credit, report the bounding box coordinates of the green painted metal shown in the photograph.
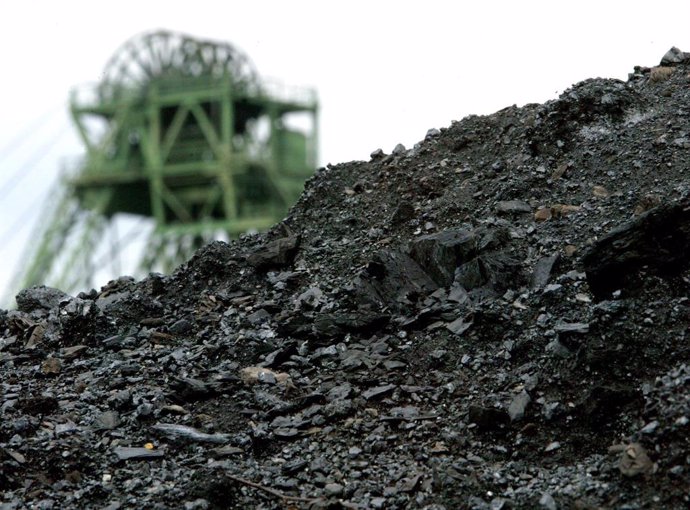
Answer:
[9,30,318,302]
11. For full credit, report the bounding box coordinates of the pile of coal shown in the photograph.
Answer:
[1,49,689,509]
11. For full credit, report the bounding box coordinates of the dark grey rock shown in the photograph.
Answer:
[468,405,510,432]
[410,228,478,287]
[582,196,690,299]
[391,202,416,225]
[15,286,71,313]
[370,148,385,159]
[660,46,688,65]
[247,308,271,325]
[355,250,438,311]
[392,143,406,155]
[169,318,193,335]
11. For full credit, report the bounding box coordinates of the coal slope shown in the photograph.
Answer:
[2,49,690,510]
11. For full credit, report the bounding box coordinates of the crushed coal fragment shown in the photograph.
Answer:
[582,196,690,299]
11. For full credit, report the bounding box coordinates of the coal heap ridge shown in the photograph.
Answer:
[2,48,690,509]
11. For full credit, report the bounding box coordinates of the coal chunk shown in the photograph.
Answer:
[409,228,478,286]
[578,385,643,430]
[15,286,71,313]
[582,196,690,299]
[468,405,510,432]
[355,250,438,310]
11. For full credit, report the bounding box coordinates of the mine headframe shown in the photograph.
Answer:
[70,30,318,238]
[7,30,318,302]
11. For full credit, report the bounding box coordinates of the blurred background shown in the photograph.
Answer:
[2,0,689,305]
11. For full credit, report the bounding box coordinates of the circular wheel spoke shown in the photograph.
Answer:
[99,30,259,99]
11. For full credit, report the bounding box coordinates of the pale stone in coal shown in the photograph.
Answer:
[151,423,230,443]
[348,446,362,457]
[94,411,120,430]
[257,370,276,384]
[296,287,324,309]
[446,317,472,336]
[508,391,531,422]
[273,428,300,439]
[247,233,300,271]
[531,254,559,289]
[539,493,557,510]
[210,445,243,458]
[371,497,387,509]
[362,384,396,400]
[184,499,210,510]
[495,200,532,215]
[660,46,687,65]
[640,420,659,434]
[554,322,589,335]
[113,447,164,461]
[324,482,344,497]
[384,360,406,370]
[55,421,79,436]
[544,441,561,452]
[616,442,656,477]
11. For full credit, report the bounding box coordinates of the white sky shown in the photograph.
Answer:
[1,0,689,303]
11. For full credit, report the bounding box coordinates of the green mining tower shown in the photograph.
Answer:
[8,30,318,298]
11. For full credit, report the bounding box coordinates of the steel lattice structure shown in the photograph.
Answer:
[7,30,318,301]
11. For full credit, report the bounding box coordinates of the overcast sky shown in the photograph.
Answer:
[1,0,689,302]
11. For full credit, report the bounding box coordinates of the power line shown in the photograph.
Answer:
[0,102,65,163]
[0,186,54,250]
[0,127,69,198]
